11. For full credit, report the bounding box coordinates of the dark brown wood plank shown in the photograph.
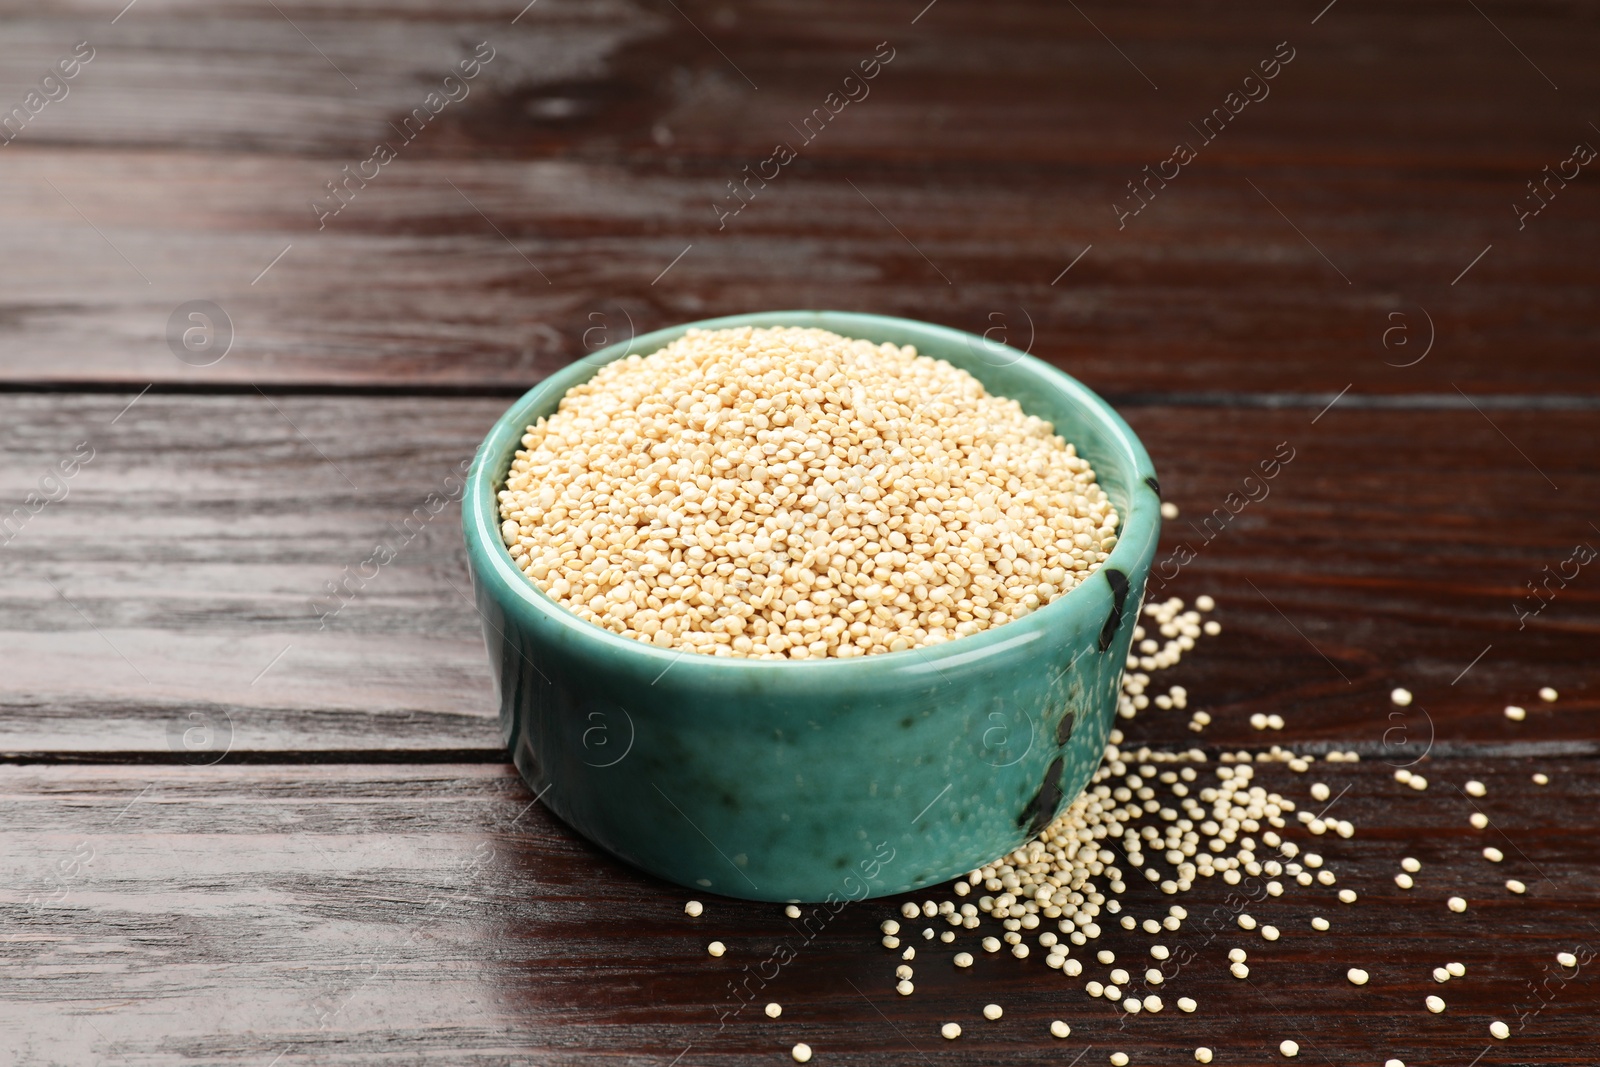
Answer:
[1,394,1593,755]
[0,1,1596,392]
[3,758,1596,1064]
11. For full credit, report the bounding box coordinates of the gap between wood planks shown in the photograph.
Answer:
[5,741,1598,767]
[3,381,1600,409]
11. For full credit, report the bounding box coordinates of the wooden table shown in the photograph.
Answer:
[4,1,1597,1063]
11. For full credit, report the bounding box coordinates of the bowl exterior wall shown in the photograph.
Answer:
[465,311,1160,902]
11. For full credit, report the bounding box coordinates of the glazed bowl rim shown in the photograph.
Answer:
[464,309,1159,676]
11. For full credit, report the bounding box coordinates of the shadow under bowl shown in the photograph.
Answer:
[463,311,1161,902]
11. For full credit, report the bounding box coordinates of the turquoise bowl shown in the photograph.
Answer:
[464,311,1161,903]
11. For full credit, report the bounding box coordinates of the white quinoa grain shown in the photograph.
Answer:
[1470,813,1489,829]
[1506,878,1527,894]
[1532,772,1549,785]
[953,952,974,968]
[685,900,703,917]
[1483,847,1503,862]
[1558,951,1578,968]
[1230,962,1250,979]
[1433,967,1450,982]
[1347,968,1369,985]
[1338,890,1358,904]
[1447,896,1467,913]
[982,936,1000,953]
[1144,994,1163,1012]
[1401,857,1421,873]
[1238,914,1257,930]
[1195,1048,1213,1064]
[1311,917,1329,931]
[785,905,801,918]
[1280,1039,1299,1057]
[941,1023,961,1040]
[1151,945,1170,960]
[1504,705,1526,721]
[499,326,1118,659]
[1228,948,1248,963]
[1111,1054,1129,1067]
[1011,943,1029,959]
[1395,874,1414,889]
[1465,780,1486,797]
[1391,688,1413,706]
[1196,595,1215,611]
[1426,995,1445,1013]
[791,1042,812,1063]
[707,941,725,957]
[1490,1020,1510,1040]
[1161,501,1180,519]
[1309,782,1330,802]
[901,902,919,919]
[1051,1020,1071,1038]
[766,1002,782,1018]
[1385,1060,1405,1067]
[880,919,899,935]
[901,946,915,961]
[1178,997,1198,1013]
[1538,687,1558,702]
[896,980,914,995]
[881,936,899,949]
[1447,962,1466,977]
[1098,949,1116,964]
[895,964,913,980]
[1262,925,1280,941]
[1408,775,1429,791]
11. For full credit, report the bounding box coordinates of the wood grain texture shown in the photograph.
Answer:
[0,1,1596,392]
[1,394,1593,755]
[3,759,1597,1065]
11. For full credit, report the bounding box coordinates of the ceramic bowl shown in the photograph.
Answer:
[463,311,1161,902]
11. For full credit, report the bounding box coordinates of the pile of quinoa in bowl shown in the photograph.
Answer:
[496,325,1121,659]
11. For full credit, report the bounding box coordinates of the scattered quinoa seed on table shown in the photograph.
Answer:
[941,1023,961,1040]
[765,1002,782,1018]
[497,325,1119,658]
[706,941,725,957]
[791,1042,812,1063]
[684,900,702,917]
